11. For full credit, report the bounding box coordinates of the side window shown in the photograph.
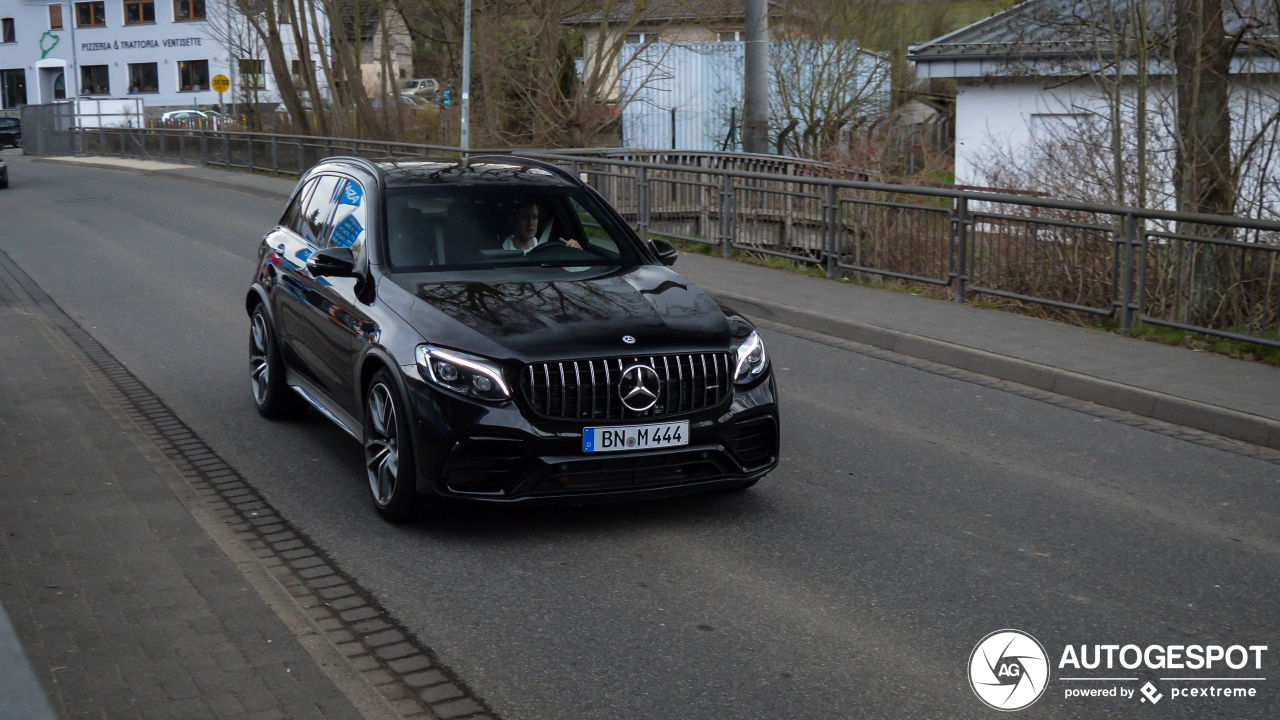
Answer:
[326,178,368,254]
[298,175,340,246]
[281,178,316,236]
[569,197,620,255]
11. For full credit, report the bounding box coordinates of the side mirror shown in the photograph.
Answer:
[307,246,356,277]
[650,237,678,267]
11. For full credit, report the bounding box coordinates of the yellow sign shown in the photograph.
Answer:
[211,74,230,93]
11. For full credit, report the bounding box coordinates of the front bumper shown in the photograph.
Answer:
[400,365,779,505]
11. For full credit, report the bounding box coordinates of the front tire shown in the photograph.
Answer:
[249,304,305,418]
[364,370,419,522]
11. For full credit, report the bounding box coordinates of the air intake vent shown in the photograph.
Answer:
[444,437,527,493]
[522,353,732,420]
[727,418,777,469]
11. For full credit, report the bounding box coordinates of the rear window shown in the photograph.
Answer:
[0,118,18,128]
[384,186,642,272]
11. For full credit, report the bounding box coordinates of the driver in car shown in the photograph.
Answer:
[502,199,582,253]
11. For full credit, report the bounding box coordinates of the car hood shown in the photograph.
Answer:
[386,264,731,360]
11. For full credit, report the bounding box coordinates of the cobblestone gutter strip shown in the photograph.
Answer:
[753,319,1280,467]
[0,249,500,720]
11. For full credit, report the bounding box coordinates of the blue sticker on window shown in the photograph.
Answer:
[337,181,363,207]
[330,214,364,248]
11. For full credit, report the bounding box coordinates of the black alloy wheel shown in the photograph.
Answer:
[364,370,419,522]
[249,305,305,418]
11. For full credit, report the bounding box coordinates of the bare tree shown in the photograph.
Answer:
[770,0,893,157]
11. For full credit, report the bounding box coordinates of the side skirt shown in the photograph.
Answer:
[286,369,363,441]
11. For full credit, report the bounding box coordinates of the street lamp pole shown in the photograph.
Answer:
[460,0,472,164]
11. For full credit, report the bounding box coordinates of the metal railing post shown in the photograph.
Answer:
[271,135,279,175]
[1120,212,1138,334]
[953,195,969,303]
[98,126,104,156]
[223,131,231,167]
[825,184,839,279]
[179,131,185,164]
[248,135,255,172]
[638,166,650,241]
[297,137,305,175]
[158,131,165,161]
[200,128,208,166]
[720,173,734,260]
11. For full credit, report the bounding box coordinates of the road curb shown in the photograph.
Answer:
[709,289,1280,452]
[31,156,294,201]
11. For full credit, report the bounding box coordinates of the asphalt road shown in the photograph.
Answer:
[3,152,1278,719]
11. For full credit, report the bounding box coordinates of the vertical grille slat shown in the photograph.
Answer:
[523,352,733,420]
[573,361,583,418]
[700,354,710,408]
[589,360,598,418]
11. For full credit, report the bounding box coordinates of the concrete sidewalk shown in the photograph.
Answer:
[28,153,1280,451]
[0,248,380,719]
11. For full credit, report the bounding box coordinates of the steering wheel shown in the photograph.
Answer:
[525,239,610,260]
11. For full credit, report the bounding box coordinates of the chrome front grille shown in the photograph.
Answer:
[522,353,732,420]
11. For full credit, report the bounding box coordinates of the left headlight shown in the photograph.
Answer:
[732,330,768,384]
[415,345,512,402]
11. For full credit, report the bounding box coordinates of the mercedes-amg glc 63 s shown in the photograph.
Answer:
[246,156,779,520]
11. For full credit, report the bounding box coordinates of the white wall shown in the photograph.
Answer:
[0,0,326,112]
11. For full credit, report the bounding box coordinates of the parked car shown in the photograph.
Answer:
[160,109,209,122]
[399,78,439,100]
[0,155,8,189]
[0,117,20,149]
[245,156,779,520]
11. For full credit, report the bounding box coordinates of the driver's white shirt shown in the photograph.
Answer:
[502,236,542,254]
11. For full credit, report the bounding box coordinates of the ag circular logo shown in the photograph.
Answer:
[968,629,1050,711]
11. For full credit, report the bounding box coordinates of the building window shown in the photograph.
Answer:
[124,0,155,24]
[177,59,208,91]
[1,19,14,44]
[76,2,106,28]
[239,58,265,89]
[173,0,205,21]
[624,32,659,45]
[291,59,302,76]
[80,65,109,95]
[49,5,64,30]
[128,62,158,93]
[717,31,742,42]
[1,69,28,108]
[277,0,292,24]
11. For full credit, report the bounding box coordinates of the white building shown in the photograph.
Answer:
[619,41,889,152]
[0,0,326,118]
[908,0,1280,209]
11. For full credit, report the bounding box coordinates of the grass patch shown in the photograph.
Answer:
[1122,322,1280,366]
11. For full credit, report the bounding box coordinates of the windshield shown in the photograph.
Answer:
[384,186,643,272]
[0,118,18,128]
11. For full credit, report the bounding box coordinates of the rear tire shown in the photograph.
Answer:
[249,304,306,419]
[364,370,419,522]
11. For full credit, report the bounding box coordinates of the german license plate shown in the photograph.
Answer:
[583,421,689,453]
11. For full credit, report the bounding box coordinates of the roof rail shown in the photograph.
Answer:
[473,153,586,189]
[317,155,384,178]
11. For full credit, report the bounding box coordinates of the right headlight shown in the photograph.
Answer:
[731,330,768,384]
[415,345,512,402]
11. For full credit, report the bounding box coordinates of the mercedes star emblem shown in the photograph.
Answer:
[622,335,636,344]
[618,364,662,412]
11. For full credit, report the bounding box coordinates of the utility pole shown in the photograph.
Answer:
[460,0,473,164]
[742,0,770,154]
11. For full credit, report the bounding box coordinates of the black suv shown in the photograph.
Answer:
[246,156,779,520]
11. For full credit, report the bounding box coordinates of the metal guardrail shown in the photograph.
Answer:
[72,126,1280,349]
